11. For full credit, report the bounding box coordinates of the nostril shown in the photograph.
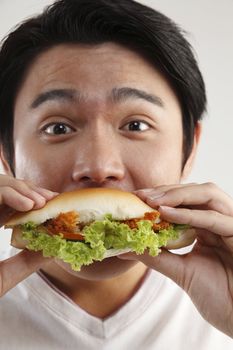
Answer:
[80,176,91,182]
[106,176,117,181]
[72,164,125,184]
[79,175,118,184]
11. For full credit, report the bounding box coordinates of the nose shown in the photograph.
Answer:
[71,130,125,185]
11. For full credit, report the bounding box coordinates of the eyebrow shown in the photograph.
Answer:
[30,89,77,109]
[30,87,164,109]
[111,87,164,107]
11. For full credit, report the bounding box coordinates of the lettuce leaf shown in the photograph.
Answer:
[21,216,182,271]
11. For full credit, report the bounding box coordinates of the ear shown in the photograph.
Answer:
[181,122,202,181]
[0,145,13,176]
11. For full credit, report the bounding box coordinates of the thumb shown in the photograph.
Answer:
[0,249,52,297]
[118,250,186,289]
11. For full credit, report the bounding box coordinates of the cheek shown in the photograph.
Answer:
[14,139,74,191]
[124,134,183,188]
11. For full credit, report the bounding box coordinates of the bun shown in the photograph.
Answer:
[6,188,196,255]
[11,227,28,249]
[165,227,196,250]
[6,188,154,226]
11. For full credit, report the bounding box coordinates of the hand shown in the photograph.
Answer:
[0,174,58,297]
[119,183,233,338]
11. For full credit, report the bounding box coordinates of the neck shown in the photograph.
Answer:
[40,262,148,319]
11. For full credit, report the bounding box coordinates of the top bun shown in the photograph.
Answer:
[6,188,155,226]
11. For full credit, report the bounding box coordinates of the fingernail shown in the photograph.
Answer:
[47,191,59,197]
[134,188,154,193]
[23,198,35,211]
[33,195,46,209]
[147,192,165,201]
[37,188,59,199]
[159,206,176,212]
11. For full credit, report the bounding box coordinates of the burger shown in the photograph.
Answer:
[5,188,196,271]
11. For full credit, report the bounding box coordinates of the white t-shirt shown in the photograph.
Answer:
[0,248,232,350]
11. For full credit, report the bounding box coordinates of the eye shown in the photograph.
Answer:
[42,123,74,135]
[123,120,150,132]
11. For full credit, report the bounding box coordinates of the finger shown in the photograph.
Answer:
[118,249,186,289]
[159,206,233,238]
[133,183,196,202]
[0,187,36,211]
[133,183,200,207]
[142,183,233,215]
[27,185,59,200]
[24,180,59,199]
[8,181,50,206]
[0,188,58,227]
[0,250,52,297]
[0,175,58,207]
[0,188,48,227]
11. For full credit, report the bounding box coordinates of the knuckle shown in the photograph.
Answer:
[183,208,195,225]
[205,210,220,231]
[15,179,30,191]
[23,179,35,188]
[0,175,11,189]
[0,186,34,210]
[0,177,28,194]
[203,182,219,192]
[0,186,12,196]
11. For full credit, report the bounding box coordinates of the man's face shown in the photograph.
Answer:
[12,43,184,278]
[14,43,184,190]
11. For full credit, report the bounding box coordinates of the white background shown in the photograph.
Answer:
[0,0,233,249]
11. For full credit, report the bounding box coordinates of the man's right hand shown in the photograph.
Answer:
[0,174,58,297]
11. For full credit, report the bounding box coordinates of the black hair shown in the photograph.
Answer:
[0,0,206,175]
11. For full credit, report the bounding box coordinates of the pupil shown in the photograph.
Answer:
[54,124,66,134]
[129,121,140,131]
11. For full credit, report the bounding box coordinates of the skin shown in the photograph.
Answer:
[0,43,233,336]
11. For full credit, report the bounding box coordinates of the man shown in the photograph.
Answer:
[0,0,233,348]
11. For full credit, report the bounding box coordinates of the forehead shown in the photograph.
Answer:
[25,42,156,76]
[15,42,180,112]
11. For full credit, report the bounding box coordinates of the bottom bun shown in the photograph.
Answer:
[165,228,196,250]
[11,227,28,249]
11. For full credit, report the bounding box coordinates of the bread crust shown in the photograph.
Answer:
[6,188,154,226]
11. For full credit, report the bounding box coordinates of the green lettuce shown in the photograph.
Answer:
[21,216,183,271]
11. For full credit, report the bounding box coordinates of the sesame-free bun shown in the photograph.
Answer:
[6,188,155,226]
[6,188,196,254]
[166,227,196,250]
